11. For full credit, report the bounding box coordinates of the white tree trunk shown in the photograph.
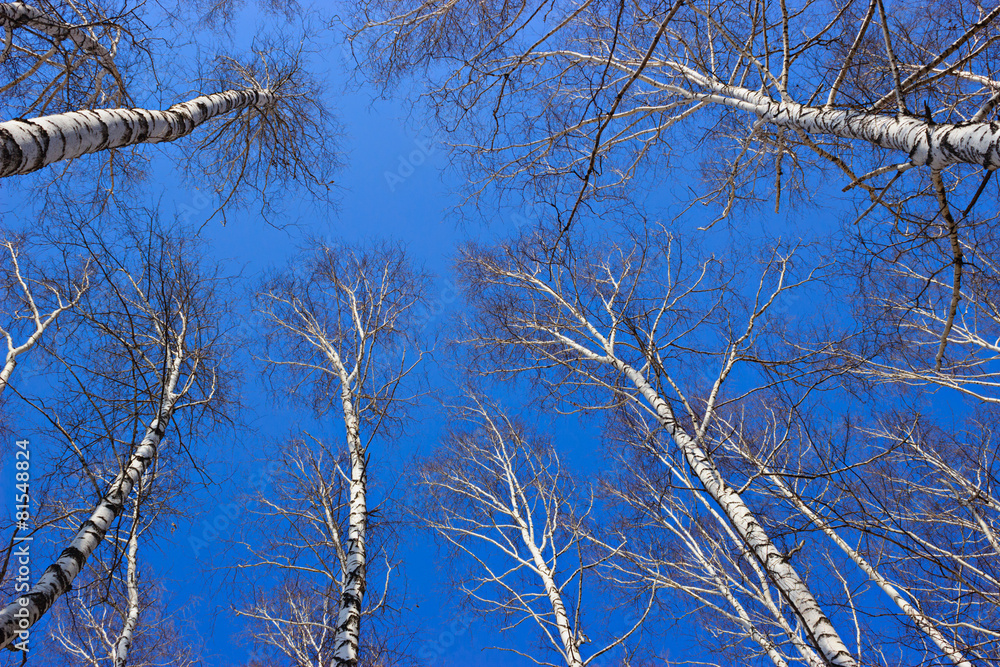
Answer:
[332,381,366,667]
[0,239,86,396]
[613,360,857,667]
[566,52,1000,170]
[1,322,51,396]
[765,472,972,667]
[0,3,114,61]
[668,64,1000,170]
[0,394,176,649]
[522,537,584,667]
[0,88,275,177]
[112,497,142,667]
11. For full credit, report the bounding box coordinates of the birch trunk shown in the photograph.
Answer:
[523,537,583,667]
[0,374,179,649]
[764,471,972,667]
[0,3,114,62]
[1,320,54,396]
[0,355,16,395]
[0,240,85,397]
[332,380,366,667]
[561,52,1000,171]
[613,360,857,667]
[666,64,1000,170]
[112,496,142,667]
[0,88,275,177]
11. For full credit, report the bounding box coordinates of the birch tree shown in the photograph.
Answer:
[44,471,201,667]
[0,1,131,118]
[351,0,1000,228]
[1,50,336,215]
[0,220,229,649]
[419,394,652,667]
[1,2,336,221]
[250,240,429,667]
[235,436,409,667]
[0,231,89,397]
[597,402,837,667]
[753,408,1000,664]
[456,226,876,666]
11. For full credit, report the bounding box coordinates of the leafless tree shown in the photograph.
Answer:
[418,393,653,667]
[351,0,1000,228]
[245,239,430,667]
[0,217,231,650]
[0,1,134,118]
[1,1,338,223]
[455,224,891,666]
[44,468,202,667]
[0,229,89,397]
[234,435,410,667]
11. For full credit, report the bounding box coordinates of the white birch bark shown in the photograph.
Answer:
[111,494,141,667]
[561,52,1000,171]
[522,525,584,667]
[0,88,275,177]
[765,470,972,667]
[612,360,856,667]
[0,3,115,63]
[0,357,180,649]
[332,375,367,667]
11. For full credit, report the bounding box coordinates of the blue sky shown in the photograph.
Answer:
[0,8,607,664]
[0,3,862,665]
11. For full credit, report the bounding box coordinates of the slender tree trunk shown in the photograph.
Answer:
[669,64,1000,170]
[333,381,366,667]
[1,324,50,396]
[112,496,142,667]
[0,88,275,177]
[568,52,1000,170]
[522,538,584,667]
[765,471,972,667]
[613,360,857,667]
[0,383,178,649]
[0,356,16,395]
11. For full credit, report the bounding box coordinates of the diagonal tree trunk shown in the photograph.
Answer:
[0,364,179,649]
[612,360,856,667]
[0,3,115,63]
[0,88,275,177]
[562,52,1000,171]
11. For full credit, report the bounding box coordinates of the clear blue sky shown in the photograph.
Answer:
[0,3,847,665]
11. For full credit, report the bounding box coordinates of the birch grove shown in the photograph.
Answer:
[3,0,1000,665]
